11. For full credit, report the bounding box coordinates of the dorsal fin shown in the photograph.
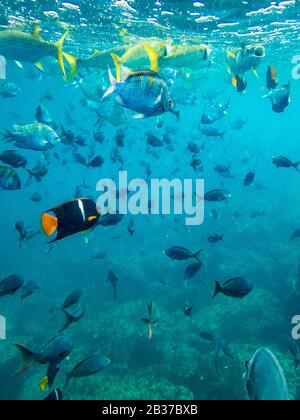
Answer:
[32,26,43,40]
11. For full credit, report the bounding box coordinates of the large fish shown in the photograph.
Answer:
[226,43,266,77]
[1,123,60,151]
[0,275,24,297]
[244,348,289,400]
[0,27,71,79]
[65,355,110,387]
[102,67,179,120]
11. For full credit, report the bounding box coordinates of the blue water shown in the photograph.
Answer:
[0,0,300,400]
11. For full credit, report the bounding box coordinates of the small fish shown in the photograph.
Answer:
[98,213,124,227]
[0,82,20,98]
[15,220,40,248]
[214,165,232,178]
[35,104,56,129]
[208,234,224,244]
[265,82,291,113]
[0,166,21,190]
[214,277,253,299]
[244,172,255,186]
[0,275,24,297]
[21,281,39,300]
[73,152,88,166]
[107,271,119,303]
[127,218,135,236]
[201,125,226,139]
[290,229,300,240]
[147,134,164,147]
[88,155,104,168]
[244,348,289,400]
[190,155,203,172]
[226,43,265,76]
[65,355,110,387]
[231,118,246,131]
[103,67,179,120]
[183,303,193,319]
[272,156,300,171]
[61,290,83,310]
[91,252,107,260]
[1,123,60,151]
[27,163,48,184]
[187,142,200,154]
[287,338,300,369]
[165,246,202,262]
[30,192,42,203]
[184,262,202,287]
[141,301,160,340]
[201,100,229,125]
[58,301,85,333]
[232,74,247,93]
[204,189,231,202]
[200,331,233,372]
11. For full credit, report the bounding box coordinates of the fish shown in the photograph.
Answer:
[1,123,60,151]
[265,82,291,113]
[27,163,48,184]
[165,246,202,262]
[226,43,265,78]
[65,355,110,386]
[214,165,232,178]
[15,220,40,248]
[0,166,21,190]
[61,290,83,310]
[147,134,164,147]
[58,301,85,333]
[232,74,247,93]
[200,331,233,372]
[13,335,73,377]
[107,271,119,303]
[0,28,72,79]
[98,213,124,227]
[21,281,39,300]
[208,234,224,244]
[272,156,300,172]
[244,172,255,186]
[30,192,42,203]
[184,262,202,287]
[190,155,203,172]
[287,338,300,369]
[73,152,88,167]
[91,252,107,260]
[127,218,135,236]
[183,303,193,318]
[0,275,24,297]
[44,388,63,401]
[40,363,61,392]
[231,118,246,131]
[201,125,226,139]
[266,65,279,90]
[204,189,231,202]
[35,104,56,129]
[41,199,100,243]
[0,82,20,98]
[187,142,200,154]
[88,155,105,168]
[0,150,27,168]
[141,301,160,340]
[290,229,300,240]
[213,277,253,299]
[102,67,179,120]
[145,43,212,71]
[201,100,229,125]
[244,348,289,400]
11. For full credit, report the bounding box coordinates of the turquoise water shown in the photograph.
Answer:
[0,0,300,400]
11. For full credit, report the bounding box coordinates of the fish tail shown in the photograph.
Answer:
[0,128,13,144]
[193,249,203,262]
[213,281,222,298]
[111,53,122,82]
[62,52,79,81]
[142,318,153,340]
[58,311,73,333]
[11,344,35,377]
[144,44,161,72]
[55,32,69,81]
[102,67,117,100]
[294,162,300,172]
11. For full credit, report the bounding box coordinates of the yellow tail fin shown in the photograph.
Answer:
[111,53,122,81]
[56,32,68,80]
[144,44,161,72]
[39,376,49,393]
[62,52,78,81]
[41,213,58,237]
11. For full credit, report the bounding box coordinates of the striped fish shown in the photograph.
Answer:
[0,166,21,190]
[103,67,180,119]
